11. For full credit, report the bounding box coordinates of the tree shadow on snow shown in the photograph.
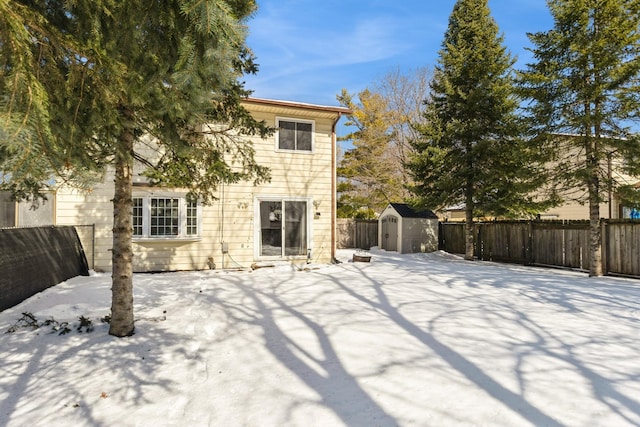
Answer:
[333,252,640,426]
[214,274,398,426]
[0,304,186,426]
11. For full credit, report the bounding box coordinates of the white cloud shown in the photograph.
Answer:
[243,0,551,106]
[244,3,446,103]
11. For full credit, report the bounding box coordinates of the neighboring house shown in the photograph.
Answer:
[441,196,637,222]
[439,135,640,221]
[1,98,351,272]
[378,203,438,253]
[537,184,638,220]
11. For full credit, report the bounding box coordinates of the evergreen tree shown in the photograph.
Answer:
[0,1,270,336]
[0,0,100,199]
[408,0,547,260]
[519,0,640,276]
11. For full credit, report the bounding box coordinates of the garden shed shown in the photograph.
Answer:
[378,203,439,253]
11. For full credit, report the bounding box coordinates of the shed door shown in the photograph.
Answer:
[381,215,398,252]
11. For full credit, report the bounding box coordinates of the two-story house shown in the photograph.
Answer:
[0,98,350,272]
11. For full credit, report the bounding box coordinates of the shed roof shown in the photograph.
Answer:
[389,203,438,219]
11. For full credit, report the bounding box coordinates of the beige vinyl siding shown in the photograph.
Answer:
[218,110,335,267]
[53,101,339,272]
[540,200,617,220]
[54,180,115,271]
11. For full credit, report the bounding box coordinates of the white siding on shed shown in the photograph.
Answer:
[378,204,438,254]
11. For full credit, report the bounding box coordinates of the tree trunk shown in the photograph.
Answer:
[109,115,135,337]
[464,185,474,261]
[588,180,603,277]
[584,118,602,277]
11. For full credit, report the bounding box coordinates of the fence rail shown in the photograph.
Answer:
[440,220,640,278]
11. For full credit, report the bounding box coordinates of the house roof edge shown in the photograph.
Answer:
[243,97,352,115]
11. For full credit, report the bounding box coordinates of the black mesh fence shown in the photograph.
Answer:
[0,226,89,312]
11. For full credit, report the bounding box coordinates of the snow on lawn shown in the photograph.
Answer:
[1,249,640,427]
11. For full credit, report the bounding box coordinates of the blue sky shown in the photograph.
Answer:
[243,0,554,109]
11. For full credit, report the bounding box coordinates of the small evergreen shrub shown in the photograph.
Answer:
[5,312,97,335]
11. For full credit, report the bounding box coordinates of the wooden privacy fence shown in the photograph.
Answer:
[439,220,640,278]
[336,219,378,250]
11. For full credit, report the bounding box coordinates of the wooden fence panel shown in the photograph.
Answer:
[439,222,466,255]
[411,220,640,278]
[607,223,623,274]
[355,220,378,250]
[531,223,589,270]
[629,223,640,276]
[336,219,355,249]
[478,222,529,263]
[564,227,589,270]
[336,219,378,250]
[607,222,640,277]
[531,225,564,267]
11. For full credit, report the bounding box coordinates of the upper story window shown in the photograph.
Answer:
[132,195,199,239]
[276,118,314,152]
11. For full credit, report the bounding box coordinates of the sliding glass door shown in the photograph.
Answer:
[258,199,308,258]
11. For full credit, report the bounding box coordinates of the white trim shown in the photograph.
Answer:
[132,193,201,239]
[132,237,202,244]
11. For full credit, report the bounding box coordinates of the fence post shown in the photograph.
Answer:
[475,223,481,260]
[353,220,358,249]
[525,221,533,265]
[91,224,96,270]
[602,220,608,276]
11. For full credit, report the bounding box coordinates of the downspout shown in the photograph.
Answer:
[331,112,342,262]
[607,153,612,219]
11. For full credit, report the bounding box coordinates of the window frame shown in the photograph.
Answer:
[275,117,315,153]
[132,194,201,240]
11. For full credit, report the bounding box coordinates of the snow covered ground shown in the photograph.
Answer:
[1,249,639,427]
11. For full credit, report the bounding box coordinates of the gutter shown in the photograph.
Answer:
[244,97,351,115]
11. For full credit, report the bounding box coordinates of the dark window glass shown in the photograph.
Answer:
[278,120,312,151]
[150,198,179,236]
[297,122,312,151]
[278,121,296,150]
